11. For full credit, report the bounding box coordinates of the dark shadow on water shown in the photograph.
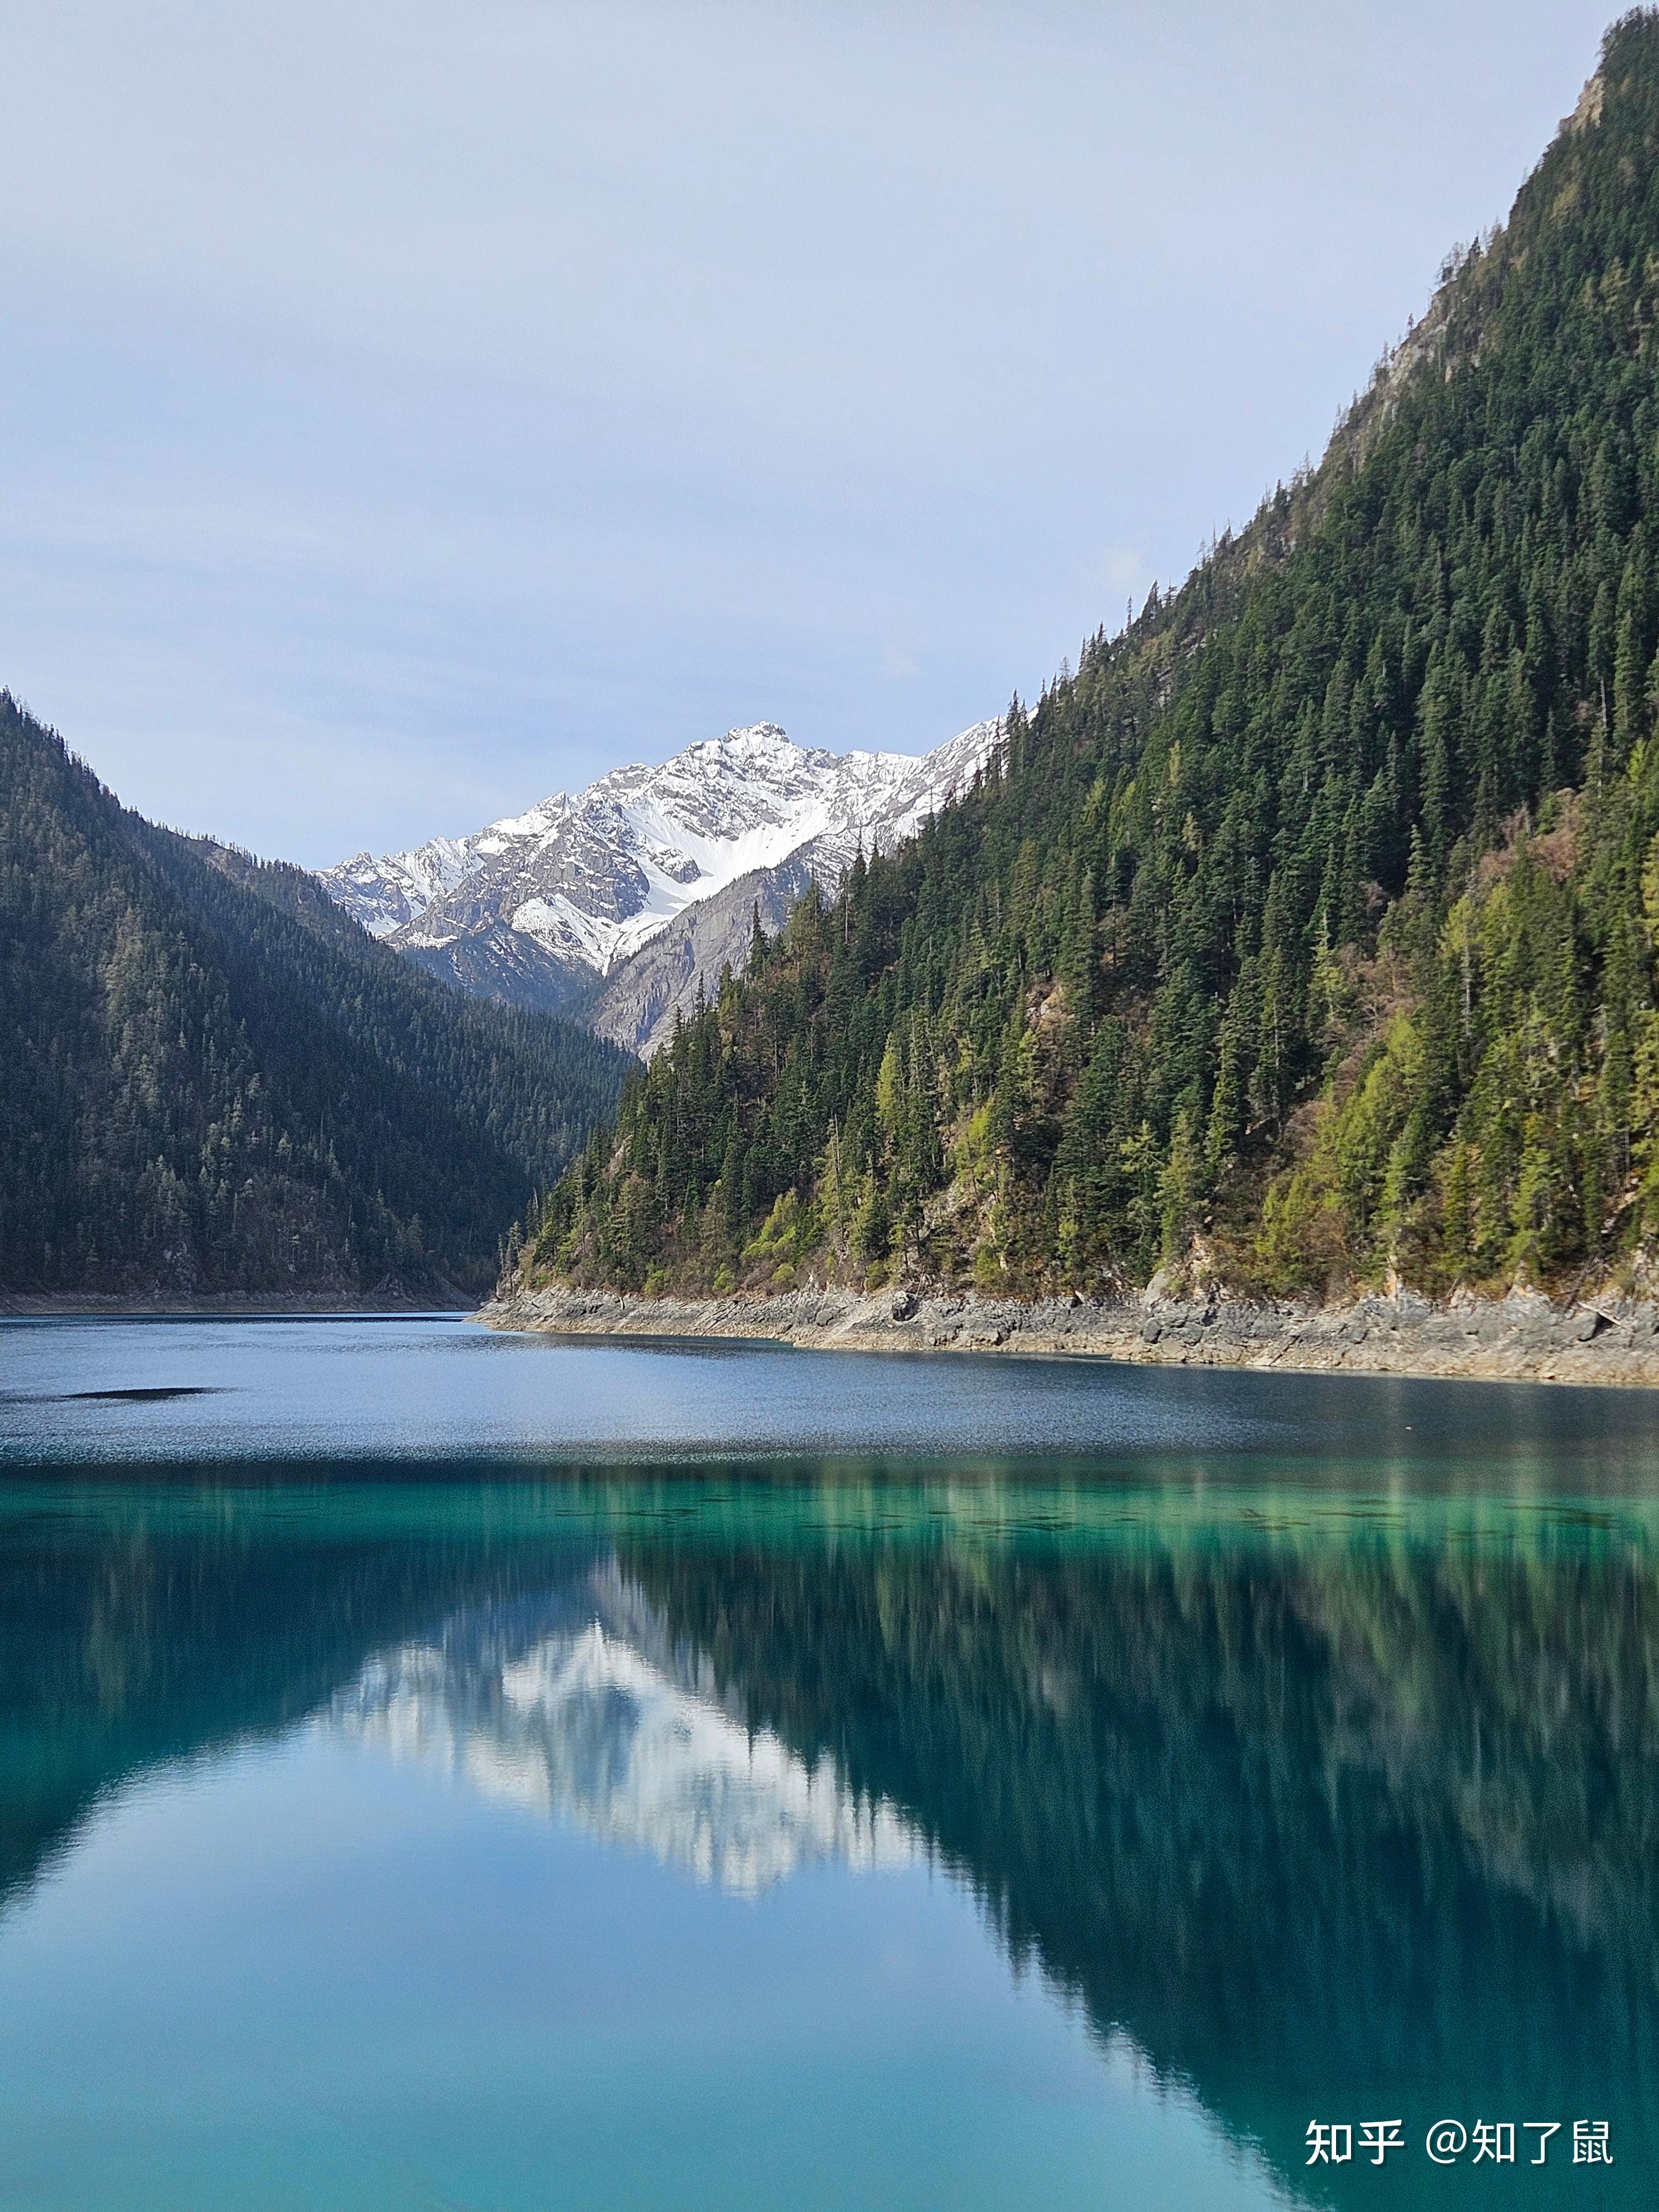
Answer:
[0,1387,227,1406]
[65,1386,223,1403]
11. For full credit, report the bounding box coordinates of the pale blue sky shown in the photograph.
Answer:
[0,0,1618,865]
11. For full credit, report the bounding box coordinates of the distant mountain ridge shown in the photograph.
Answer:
[320,719,1000,1042]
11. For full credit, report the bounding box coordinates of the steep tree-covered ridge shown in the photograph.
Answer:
[0,698,630,1296]
[520,15,1659,1307]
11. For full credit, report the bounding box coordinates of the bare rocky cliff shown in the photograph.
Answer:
[585,856,817,1057]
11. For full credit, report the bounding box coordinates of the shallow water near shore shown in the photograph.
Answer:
[1,1316,1655,2208]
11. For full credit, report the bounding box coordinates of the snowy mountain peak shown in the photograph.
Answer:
[317,717,1000,1040]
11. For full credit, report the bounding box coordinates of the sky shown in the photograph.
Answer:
[0,0,1621,867]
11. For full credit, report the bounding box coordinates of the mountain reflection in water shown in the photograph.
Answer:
[328,1566,920,1892]
[612,1505,1659,2204]
[2,1468,1656,2206]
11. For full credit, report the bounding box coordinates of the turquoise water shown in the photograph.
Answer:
[1,1319,1655,2208]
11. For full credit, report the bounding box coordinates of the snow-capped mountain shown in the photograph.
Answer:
[319,719,999,1043]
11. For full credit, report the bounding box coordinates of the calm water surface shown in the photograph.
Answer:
[1,1316,1655,2209]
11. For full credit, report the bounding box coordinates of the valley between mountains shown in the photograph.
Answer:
[0,701,1001,1304]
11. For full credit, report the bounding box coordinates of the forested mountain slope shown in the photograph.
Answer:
[0,699,629,1297]
[520,13,1659,1306]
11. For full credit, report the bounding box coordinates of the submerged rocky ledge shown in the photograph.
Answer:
[480,1281,1659,1387]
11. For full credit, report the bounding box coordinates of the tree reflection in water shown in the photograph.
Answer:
[1,1471,1654,2205]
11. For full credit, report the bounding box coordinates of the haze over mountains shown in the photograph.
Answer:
[320,719,1000,1054]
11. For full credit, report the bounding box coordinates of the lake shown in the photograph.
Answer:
[1,1315,1655,2209]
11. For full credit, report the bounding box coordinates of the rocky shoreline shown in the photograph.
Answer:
[479,1280,1659,1387]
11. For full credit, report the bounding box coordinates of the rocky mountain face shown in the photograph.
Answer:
[587,854,817,1059]
[320,719,999,1044]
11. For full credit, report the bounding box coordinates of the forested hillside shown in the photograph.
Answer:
[521,13,1659,1306]
[0,699,629,1297]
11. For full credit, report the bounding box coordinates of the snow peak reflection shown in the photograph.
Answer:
[326,1562,921,1893]
[1306,2119,1611,2166]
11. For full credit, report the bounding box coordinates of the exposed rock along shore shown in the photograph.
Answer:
[478,1281,1659,1387]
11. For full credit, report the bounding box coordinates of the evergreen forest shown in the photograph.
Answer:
[0,698,630,1297]
[522,12,1659,1307]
